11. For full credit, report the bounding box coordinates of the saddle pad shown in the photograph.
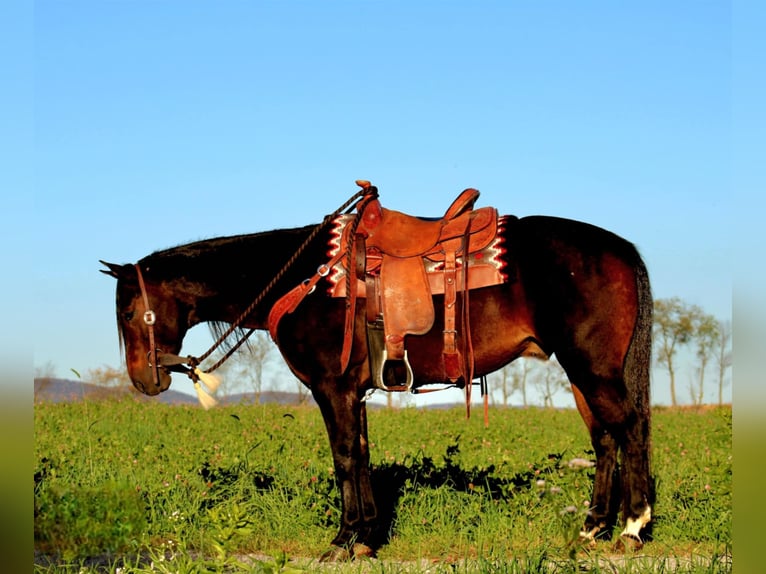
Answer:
[326,214,511,298]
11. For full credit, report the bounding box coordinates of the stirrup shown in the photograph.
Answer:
[375,349,414,392]
[366,321,414,391]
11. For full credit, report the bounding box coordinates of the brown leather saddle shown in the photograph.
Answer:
[335,181,505,391]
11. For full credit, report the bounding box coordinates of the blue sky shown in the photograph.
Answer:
[26,1,739,405]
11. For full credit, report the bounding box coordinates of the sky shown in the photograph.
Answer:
[22,0,746,406]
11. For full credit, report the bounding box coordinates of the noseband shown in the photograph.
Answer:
[134,263,162,387]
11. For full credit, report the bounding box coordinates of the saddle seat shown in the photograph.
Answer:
[358,187,486,258]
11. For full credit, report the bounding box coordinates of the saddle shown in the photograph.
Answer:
[267,181,507,393]
[335,181,504,390]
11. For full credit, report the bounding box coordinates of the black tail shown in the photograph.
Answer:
[623,251,655,505]
[624,253,652,415]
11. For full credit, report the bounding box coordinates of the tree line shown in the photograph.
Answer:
[652,297,731,406]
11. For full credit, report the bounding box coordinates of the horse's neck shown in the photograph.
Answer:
[158,225,322,329]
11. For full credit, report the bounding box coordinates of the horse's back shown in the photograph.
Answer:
[508,214,647,296]
[511,215,644,263]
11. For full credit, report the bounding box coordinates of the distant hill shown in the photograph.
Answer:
[33,378,316,407]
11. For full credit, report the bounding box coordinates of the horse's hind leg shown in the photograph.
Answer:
[572,385,621,543]
[572,379,653,549]
[616,399,653,550]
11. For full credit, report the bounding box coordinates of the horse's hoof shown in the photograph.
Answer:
[614,533,644,552]
[352,542,376,559]
[319,543,376,562]
[320,545,352,562]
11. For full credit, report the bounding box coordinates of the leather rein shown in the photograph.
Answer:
[133,187,371,389]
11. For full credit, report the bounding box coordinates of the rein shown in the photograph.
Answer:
[135,186,372,400]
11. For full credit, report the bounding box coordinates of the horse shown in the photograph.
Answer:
[100,186,653,560]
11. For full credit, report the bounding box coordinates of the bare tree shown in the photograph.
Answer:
[86,364,132,389]
[531,357,569,408]
[222,332,274,403]
[35,361,56,380]
[714,319,732,405]
[491,359,532,407]
[34,361,57,397]
[653,297,698,406]
[249,332,272,401]
[691,313,720,405]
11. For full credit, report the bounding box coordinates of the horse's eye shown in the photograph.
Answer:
[123,311,135,322]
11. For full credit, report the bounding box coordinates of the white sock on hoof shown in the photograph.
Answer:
[620,505,651,540]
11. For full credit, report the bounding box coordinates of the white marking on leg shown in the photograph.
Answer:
[621,505,651,539]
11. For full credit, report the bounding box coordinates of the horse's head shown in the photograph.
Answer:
[100,260,189,395]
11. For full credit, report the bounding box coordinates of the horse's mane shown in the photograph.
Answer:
[147,225,315,261]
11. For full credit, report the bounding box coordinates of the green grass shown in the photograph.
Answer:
[34,400,731,572]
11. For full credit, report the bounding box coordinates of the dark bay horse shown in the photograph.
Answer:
[101,192,653,559]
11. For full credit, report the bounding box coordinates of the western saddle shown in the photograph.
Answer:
[333,181,504,391]
[267,181,506,393]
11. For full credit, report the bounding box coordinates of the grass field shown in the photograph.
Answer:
[34,399,732,573]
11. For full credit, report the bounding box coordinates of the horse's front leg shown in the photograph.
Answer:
[312,378,378,561]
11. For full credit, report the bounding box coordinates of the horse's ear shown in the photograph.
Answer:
[99,260,127,279]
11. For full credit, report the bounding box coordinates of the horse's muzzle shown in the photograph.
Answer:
[131,367,172,396]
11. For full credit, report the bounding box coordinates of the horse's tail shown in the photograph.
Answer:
[623,250,654,501]
[624,253,652,414]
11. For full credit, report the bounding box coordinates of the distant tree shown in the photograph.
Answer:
[653,297,698,407]
[34,361,57,396]
[491,359,532,407]
[395,391,414,409]
[691,312,720,405]
[382,387,414,409]
[86,364,132,389]
[35,361,56,380]
[714,319,732,405]
[531,357,569,408]
[222,332,273,402]
[492,364,512,407]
